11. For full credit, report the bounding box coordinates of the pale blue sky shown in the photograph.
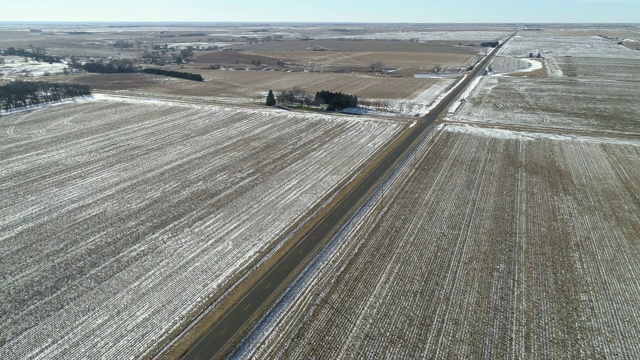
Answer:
[1,0,639,23]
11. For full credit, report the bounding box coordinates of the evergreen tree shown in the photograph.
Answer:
[266,89,276,106]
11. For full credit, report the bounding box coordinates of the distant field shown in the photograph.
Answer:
[236,39,484,53]
[450,33,640,134]
[202,70,446,99]
[236,124,640,359]
[70,71,455,109]
[0,97,402,358]
[501,33,640,59]
[240,50,478,73]
[198,39,483,76]
[321,30,512,42]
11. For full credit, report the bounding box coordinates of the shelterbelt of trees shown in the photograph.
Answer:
[0,81,91,112]
[141,68,203,81]
[315,90,358,111]
[5,47,62,63]
[71,59,203,81]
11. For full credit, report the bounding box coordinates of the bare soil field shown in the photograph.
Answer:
[236,123,640,359]
[41,57,464,119]
[0,97,402,358]
[65,71,454,112]
[238,49,477,73]
[194,49,283,67]
[236,39,483,53]
[199,71,445,99]
[227,38,483,75]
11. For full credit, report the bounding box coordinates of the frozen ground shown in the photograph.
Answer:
[0,56,69,78]
[489,56,542,75]
[360,77,458,117]
[233,30,640,359]
[234,122,640,359]
[502,34,640,59]
[449,33,640,134]
[0,96,402,359]
[326,31,511,42]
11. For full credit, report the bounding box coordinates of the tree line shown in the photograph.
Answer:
[315,90,358,111]
[73,59,137,73]
[70,59,203,81]
[481,41,500,48]
[142,68,203,81]
[0,81,91,111]
[266,88,359,111]
[5,47,62,63]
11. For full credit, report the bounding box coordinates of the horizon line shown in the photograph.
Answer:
[1,21,639,25]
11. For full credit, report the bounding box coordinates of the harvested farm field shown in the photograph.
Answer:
[237,49,478,73]
[233,30,640,360]
[3,21,639,359]
[75,71,449,100]
[235,123,640,359]
[0,96,402,358]
[450,32,640,134]
[69,71,458,117]
[450,72,640,134]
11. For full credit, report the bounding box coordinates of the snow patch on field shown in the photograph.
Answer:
[445,123,640,146]
[361,78,458,117]
[545,57,564,77]
[340,107,397,117]
[0,56,69,78]
[0,95,94,116]
[325,31,511,42]
[518,58,543,73]
[501,33,640,59]
[233,117,640,359]
[234,114,443,359]
[449,75,482,114]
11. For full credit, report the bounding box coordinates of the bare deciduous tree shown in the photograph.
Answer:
[369,62,385,73]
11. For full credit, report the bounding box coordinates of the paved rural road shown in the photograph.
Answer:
[182,33,515,360]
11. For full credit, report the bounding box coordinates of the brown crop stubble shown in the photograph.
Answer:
[239,126,640,359]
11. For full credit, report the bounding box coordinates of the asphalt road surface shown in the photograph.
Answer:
[182,33,514,360]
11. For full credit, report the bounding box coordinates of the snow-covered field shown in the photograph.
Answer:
[489,56,534,74]
[450,67,640,133]
[201,71,444,100]
[449,33,640,134]
[326,31,511,42]
[0,96,402,358]
[0,56,69,78]
[234,123,640,359]
[360,77,458,117]
[502,33,640,59]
